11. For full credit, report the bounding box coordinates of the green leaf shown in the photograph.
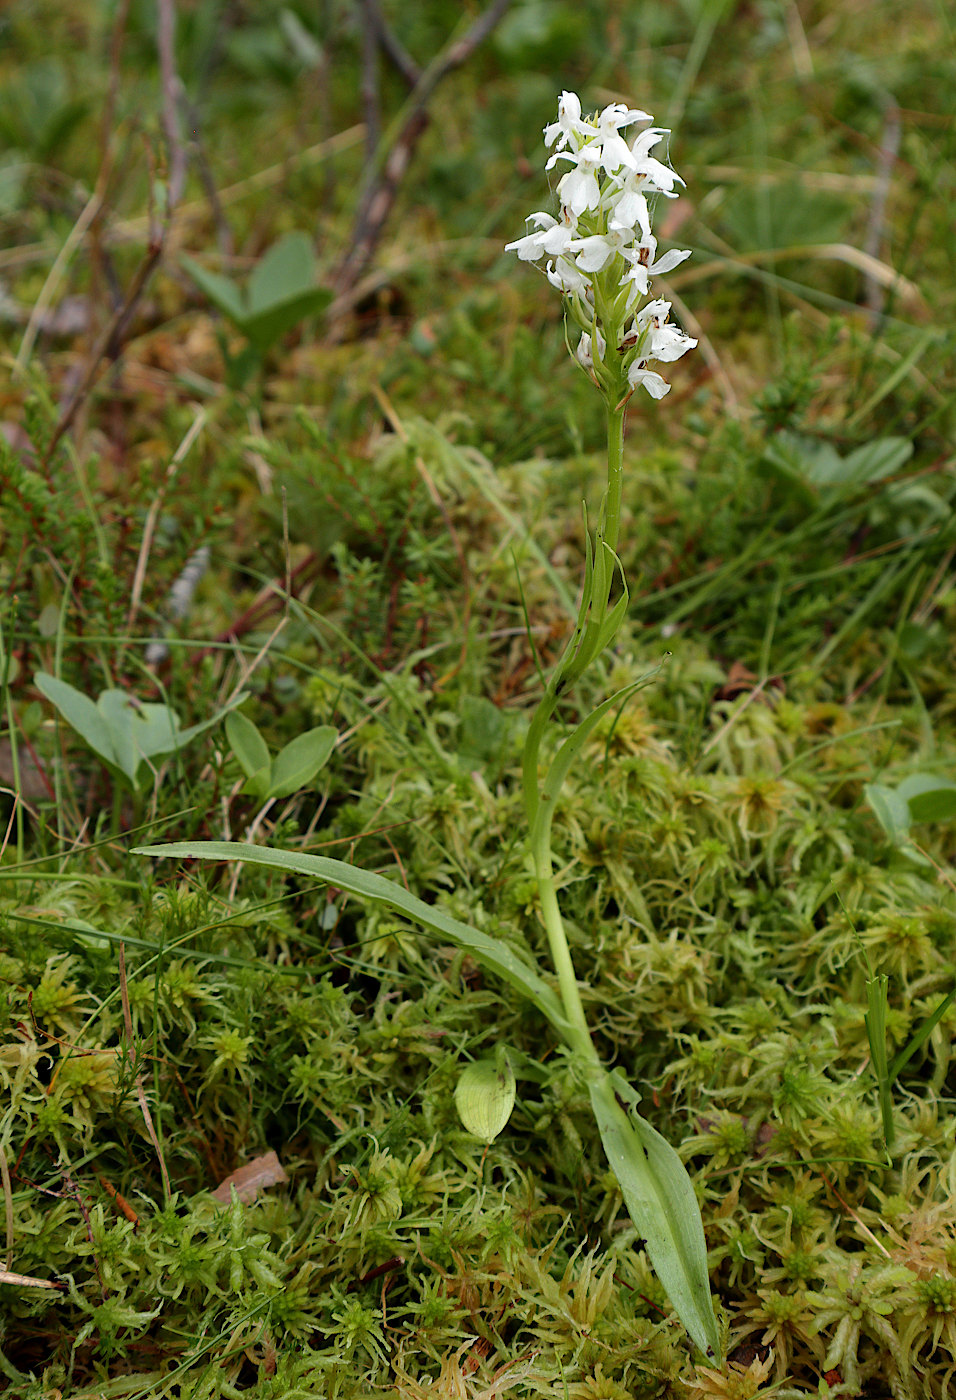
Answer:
[34,672,117,770]
[131,841,571,1038]
[225,711,271,782]
[95,692,179,789]
[896,773,956,824]
[589,1072,720,1359]
[267,725,337,799]
[180,255,245,326]
[863,782,911,845]
[241,287,332,354]
[839,437,912,486]
[454,1052,517,1143]
[246,232,316,315]
[35,675,247,793]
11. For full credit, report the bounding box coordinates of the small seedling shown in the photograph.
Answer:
[181,231,331,390]
[225,709,337,801]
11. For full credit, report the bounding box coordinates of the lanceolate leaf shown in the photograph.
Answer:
[589,1072,720,1359]
[133,841,571,1039]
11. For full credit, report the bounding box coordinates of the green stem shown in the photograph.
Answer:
[521,398,628,1058]
[602,402,625,557]
[522,401,626,827]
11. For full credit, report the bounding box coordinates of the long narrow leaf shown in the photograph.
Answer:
[133,841,571,1038]
[589,1072,720,1359]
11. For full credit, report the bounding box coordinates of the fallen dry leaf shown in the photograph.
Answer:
[211,1150,288,1204]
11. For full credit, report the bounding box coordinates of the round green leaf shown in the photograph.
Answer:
[454,1055,516,1144]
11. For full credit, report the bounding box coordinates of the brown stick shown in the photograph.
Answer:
[157,0,188,209]
[41,226,164,469]
[40,3,190,468]
[361,0,421,87]
[358,0,382,160]
[331,0,512,303]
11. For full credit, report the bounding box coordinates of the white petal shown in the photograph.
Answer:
[636,298,671,326]
[629,128,668,160]
[537,223,575,255]
[569,234,615,272]
[608,190,651,239]
[650,325,697,362]
[649,248,692,275]
[505,231,546,261]
[625,265,650,297]
[546,257,589,294]
[558,166,601,217]
[600,132,638,174]
[640,157,684,192]
[628,366,671,398]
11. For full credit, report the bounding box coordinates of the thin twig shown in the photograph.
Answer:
[358,0,382,160]
[157,0,188,208]
[332,0,512,302]
[0,1142,12,1273]
[127,405,207,632]
[86,0,132,386]
[181,92,234,256]
[361,0,421,86]
[40,227,165,469]
[15,186,106,376]
[863,101,902,323]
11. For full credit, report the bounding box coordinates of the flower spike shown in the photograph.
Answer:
[508,91,696,400]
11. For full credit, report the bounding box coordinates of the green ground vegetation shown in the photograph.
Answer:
[1,0,956,1395]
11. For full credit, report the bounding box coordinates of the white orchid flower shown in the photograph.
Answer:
[624,240,693,298]
[626,365,671,398]
[633,300,697,360]
[550,143,604,217]
[505,212,575,262]
[627,128,685,193]
[568,228,634,274]
[543,90,595,153]
[625,300,697,397]
[593,102,653,173]
[507,90,695,405]
[545,256,590,295]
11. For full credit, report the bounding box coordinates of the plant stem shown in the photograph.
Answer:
[522,399,628,1058]
[602,402,625,556]
[522,402,626,825]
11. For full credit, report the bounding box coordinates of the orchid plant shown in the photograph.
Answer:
[137,92,720,1359]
